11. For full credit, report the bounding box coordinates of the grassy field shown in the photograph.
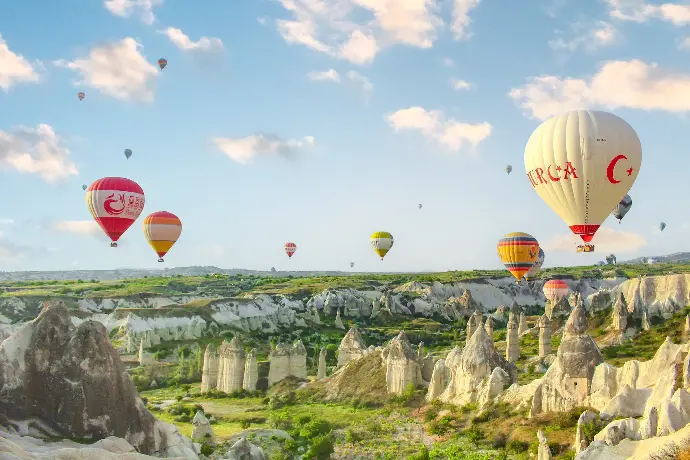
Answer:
[2,262,689,299]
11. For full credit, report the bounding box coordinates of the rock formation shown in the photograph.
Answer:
[546,295,572,319]
[191,410,215,445]
[317,347,327,379]
[466,310,483,344]
[437,326,516,405]
[574,410,599,453]
[201,344,219,393]
[538,314,552,357]
[506,311,520,363]
[217,336,246,393]
[611,292,629,332]
[426,359,447,401]
[337,327,366,367]
[243,348,258,391]
[268,340,308,386]
[334,308,345,330]
[0,301,196,458]
[382,331,422,394]
[225,437,267,460]
[641,309,651,331]
[685,314,690,333]
[138,338,153,366]
[529,301,603,417]
[518,312,528,335]
[484,317,493,336]
[537,430,552,460]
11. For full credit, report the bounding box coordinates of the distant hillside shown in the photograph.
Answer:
[0,266,368,282]
[622,252,690,264]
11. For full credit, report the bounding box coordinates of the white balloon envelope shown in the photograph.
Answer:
[523,110,641,252]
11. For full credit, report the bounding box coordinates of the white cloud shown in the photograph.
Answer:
[212,133,315,165]
[159,27,224,53]
[307,69,341,82]
[452,0,481,40]
[0,238,26,265]
[678,36,690,49]
[541,227,647,253]
[0,34,40,91]
[0,124,78,182]
[605,0,690,25]
[53,220,101,236]
[548,21,618,53]
[257,17,268,25]
[509,59,690,120]
[274,0,481,65]
[386,106,492,152]
[442,57,455,67]
[346,70,373,97]
[450,78,472,90]
[0,219,14,225]
[54,38,159,102]
[104,0,162,24]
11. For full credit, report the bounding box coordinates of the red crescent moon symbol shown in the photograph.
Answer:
[547,164,560,182]
[607,154,627,184]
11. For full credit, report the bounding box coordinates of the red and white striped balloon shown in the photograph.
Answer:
[284,242,297,258]
[543,279,569,304]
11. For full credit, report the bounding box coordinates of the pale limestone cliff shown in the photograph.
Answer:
[530,301,603,417]
[506,312,520,363]
[518,313,528,335]
[538,314,552,358]
[612,293,629,332]
[382,331,422,395]
[337,326,366,367]
[200,344,219,393]
[243,348,258,392]
[217,336,245,393]
[268,340,308,386]
[426,359,447,401]
[437,326,517,406]
[485,317,494,336]
[317,347,327,379]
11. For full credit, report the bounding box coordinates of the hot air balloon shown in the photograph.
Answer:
[606,254,617,265]
[78,92,85,101]
[543,279,569,304]
[497,232,540,281]
[524,248,545,282]
[505,165,512,175]
[419,204,423,209]
[124,149,132,160]
[158,58,167,70]
[81,184,87,191]
[86,177,145,247]
[660,222,667,231]
[350,262,354,268]
[612,194,632,224]
[143,211,182,262]
[370,231,394,260]
[285,242,297,258]
[524,110,641,253]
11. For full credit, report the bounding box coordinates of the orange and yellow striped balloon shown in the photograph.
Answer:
[497,232,540,281]
[143,211,182,262]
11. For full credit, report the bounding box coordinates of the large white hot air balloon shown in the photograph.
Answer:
[524,110,642,253]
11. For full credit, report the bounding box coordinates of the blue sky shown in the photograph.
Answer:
[0,0,689,273]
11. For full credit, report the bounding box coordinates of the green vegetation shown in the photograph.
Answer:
[3,262,689,299]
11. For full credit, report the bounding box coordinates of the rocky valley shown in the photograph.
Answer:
[3,263,690,458]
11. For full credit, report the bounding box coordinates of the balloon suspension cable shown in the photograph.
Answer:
[158,258,164,263]
[110,242,118,248]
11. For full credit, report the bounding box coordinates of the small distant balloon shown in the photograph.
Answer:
[370,231,394,260]
[660,222,666,231]
[81,184,87,191]
[350,262,354,268]
[158,58,167,70]
[505,165,512,175]
[124,149,132,160]
[143,211,182,263]
[612,194,632,224]
[78,92,85,101]
[418,203,422,210]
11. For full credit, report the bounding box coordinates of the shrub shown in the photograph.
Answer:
[304,434,334,459]
[239,419,251,429]
[506,439,529,453]
[299,419,332,440]
[408,445,430,460]
[464,425,485,445]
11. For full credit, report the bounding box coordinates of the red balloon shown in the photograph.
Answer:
[86,177,145,246]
